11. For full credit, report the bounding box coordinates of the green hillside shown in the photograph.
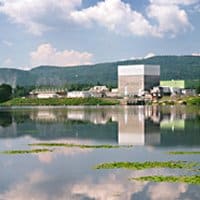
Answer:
[0,56,199,87]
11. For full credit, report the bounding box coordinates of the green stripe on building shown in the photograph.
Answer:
[160,80,200,89]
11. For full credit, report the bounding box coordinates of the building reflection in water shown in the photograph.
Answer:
[112,106,161,145]
[0,106,199,146]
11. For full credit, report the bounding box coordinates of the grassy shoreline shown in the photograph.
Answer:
[0,97,120,106]
[153,96,200,106]
[0,96,199,106]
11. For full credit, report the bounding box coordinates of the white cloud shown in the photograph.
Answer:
[30,43,93,67]
[2,40,13,47]
[148,183,188,200]
[149,0,199,5]
[71,173,146,199]
[192,52,200,56]
[0,0,82,35]
[0,171,146,200]
[194,4,200,12]
[3,58,13,66]
[147,3,192,37]
[70,0,160,37]
[0,0,197,37]
[130,52,156,60]
[37,148,92,164]
[70,0,195,37]
[0,170,50,200]
[34,138,93,164]
[0,168,191,200]
[144,52,156,59]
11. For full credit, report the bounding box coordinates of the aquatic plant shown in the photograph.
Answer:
[168,151,200,155]
[132,175,200,185]
[1,149,53,154]
[29,143,133,149]
[94,161,199,170]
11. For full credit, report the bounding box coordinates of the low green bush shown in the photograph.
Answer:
[1,97,120,106]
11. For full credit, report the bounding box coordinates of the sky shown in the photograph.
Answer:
[0,0,200,70]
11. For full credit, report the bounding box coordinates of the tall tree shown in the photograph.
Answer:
[0,84,12,102]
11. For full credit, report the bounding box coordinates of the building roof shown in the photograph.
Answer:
[118,64,160,76]
[31,88,67,94]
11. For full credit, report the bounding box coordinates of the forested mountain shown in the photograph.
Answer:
[0,56,199,87]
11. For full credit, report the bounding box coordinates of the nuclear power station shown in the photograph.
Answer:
[118,64,160,96]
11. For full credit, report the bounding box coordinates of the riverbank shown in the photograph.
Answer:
[0,97,120,106]
[152,96,200,106]
[0,96,199,106]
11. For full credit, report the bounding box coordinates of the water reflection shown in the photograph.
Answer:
[0,106,200,200]
[0,106,199,146]
[0,167,199,200]
[0,111,12,127]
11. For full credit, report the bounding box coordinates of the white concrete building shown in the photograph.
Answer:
[30,88,67,99]
[37,93,60,99]
[89,85,109,93]
[118,64,160,96]
[89,85,109,97]
[67,91,91,98]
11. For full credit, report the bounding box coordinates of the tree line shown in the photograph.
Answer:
[0,84,34,103]
[1,83,198,104]
[0,83,116,103]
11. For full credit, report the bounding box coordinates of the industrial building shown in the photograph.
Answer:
[160,80,199,89]
[67,91,91,98]
[118,64,160,96]
[159,80,199,95]
[30,88,67,99]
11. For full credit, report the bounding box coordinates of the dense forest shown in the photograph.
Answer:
[0,56,199,87]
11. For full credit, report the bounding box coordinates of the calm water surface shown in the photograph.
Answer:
[0,106,200,200]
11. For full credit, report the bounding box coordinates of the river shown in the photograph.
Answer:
[0,106,199,199]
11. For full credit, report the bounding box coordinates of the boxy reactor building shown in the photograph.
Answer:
[118,64,160,96]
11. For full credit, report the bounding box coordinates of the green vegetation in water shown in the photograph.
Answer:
[132,175,200,185]
[168,151,200,155]
[22,130,39,134]
[94,161,199,170]
[1,97,119,106]
[29,143,133,149]
[1,149,53,154]
[154,96,200,106]
[185,96,200,106]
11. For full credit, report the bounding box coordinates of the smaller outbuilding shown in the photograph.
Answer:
[160,80,199,95]
[30,88,67,99]
[89,85,109,97]
[67,91,91,98]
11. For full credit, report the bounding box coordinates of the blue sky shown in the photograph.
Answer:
[0,0,200,70]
